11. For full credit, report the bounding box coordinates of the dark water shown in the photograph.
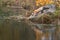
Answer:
[0,19,36,40]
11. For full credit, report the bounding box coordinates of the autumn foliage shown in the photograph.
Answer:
[36,0,54,6]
